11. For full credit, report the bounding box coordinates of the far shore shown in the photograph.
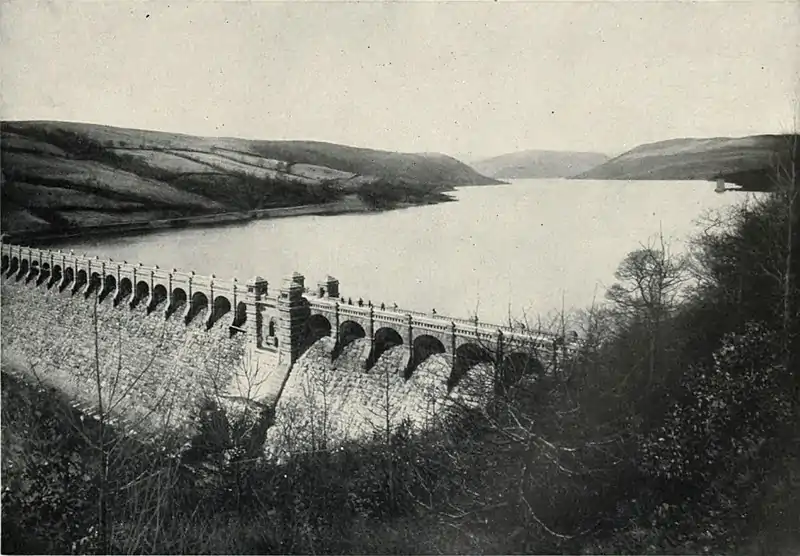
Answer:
[4,193,458,247]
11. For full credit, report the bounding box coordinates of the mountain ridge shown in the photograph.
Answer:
[471,149,609,179]
[575,134,798,190]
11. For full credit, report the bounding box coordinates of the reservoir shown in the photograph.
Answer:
[53,179,754,326]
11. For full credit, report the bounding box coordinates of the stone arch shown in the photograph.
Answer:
[114,277,132,306]
[25,260,39,284]
[148,284,168,314]
[131,280,149,309]
[300,314,332,353]
[451,342,494,391]
[1,255,8,273]
[334,320,366,358]
[7,257,19,278]
[48,265,63,289]
[61,267,75,292]
[74,269,88,294]
[366,326,404,370]
[99,274,117,303]
[36,262,51,287]
[166,287,187,319]
[86,272,102,298]
[232,301,247,328]
[185,291,209,324]
[16,259,29,281]
[207,295,231,329]
[498,351,544,389]
[407,334,447,379]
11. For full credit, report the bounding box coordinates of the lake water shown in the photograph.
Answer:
[54,179,754,326]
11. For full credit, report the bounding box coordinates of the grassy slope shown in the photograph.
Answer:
[471,149,610,179]
[0,120,500,236]
[575,134,798,190]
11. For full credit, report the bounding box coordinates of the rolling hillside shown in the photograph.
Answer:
[0,120,500,237]
[471,150,609,179]
[575,134,799,190]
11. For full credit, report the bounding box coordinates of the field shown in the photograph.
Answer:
[1,120,500,239]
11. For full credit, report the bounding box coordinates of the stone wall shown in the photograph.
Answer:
[1,278,249,435]
[264,336,495,458]
[2,274,492,456]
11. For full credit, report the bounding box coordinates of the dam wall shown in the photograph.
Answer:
[264,336,494,457]
[1,275,255,434]
[2,241,578,447]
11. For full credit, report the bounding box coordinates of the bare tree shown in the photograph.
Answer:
[605,234,690,389]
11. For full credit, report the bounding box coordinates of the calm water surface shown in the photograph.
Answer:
[55,179,754,325]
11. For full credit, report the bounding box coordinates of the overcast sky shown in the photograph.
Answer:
[1,1,798,158]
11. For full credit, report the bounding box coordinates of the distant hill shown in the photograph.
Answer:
[575,134,799,191]
[0,120,500,237]
[471,150,609,179]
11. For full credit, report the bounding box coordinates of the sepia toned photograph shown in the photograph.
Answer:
[0,0,798,553]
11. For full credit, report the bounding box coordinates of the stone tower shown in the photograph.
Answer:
[277,272,309,365]
[316,275,339,298]
[246,276,269,348]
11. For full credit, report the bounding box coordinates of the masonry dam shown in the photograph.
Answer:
[1,242,577,447]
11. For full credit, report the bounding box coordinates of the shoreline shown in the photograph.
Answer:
[4,193,458,247]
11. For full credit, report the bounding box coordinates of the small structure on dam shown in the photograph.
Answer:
[1,242,577,414]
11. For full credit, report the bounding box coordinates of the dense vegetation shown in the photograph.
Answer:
[2,139,798,554]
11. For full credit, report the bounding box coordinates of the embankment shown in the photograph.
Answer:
[0,275,253,435]
[5,195,411,245]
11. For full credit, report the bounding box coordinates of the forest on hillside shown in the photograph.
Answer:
[2,137,799,554]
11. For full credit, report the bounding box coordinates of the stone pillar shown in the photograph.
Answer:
[166,270,175,318]
[47,251,54,286]
[246,276,269,348]
[277,273,309,365]
[71,255,82,294]
[94,260,103,296]
[368,305,375,349]
[448,322,457,376]
[316,275,339,298]
[291,272,305,290]
[206,278,216,328]
[334,301,341,343]
[406,314,414,361]
[495,330,505,396]
[58,252,68,289]
[99,260,109,299]
[231,279,241,327]
[146,267,156,310]
[113,263,124,306]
